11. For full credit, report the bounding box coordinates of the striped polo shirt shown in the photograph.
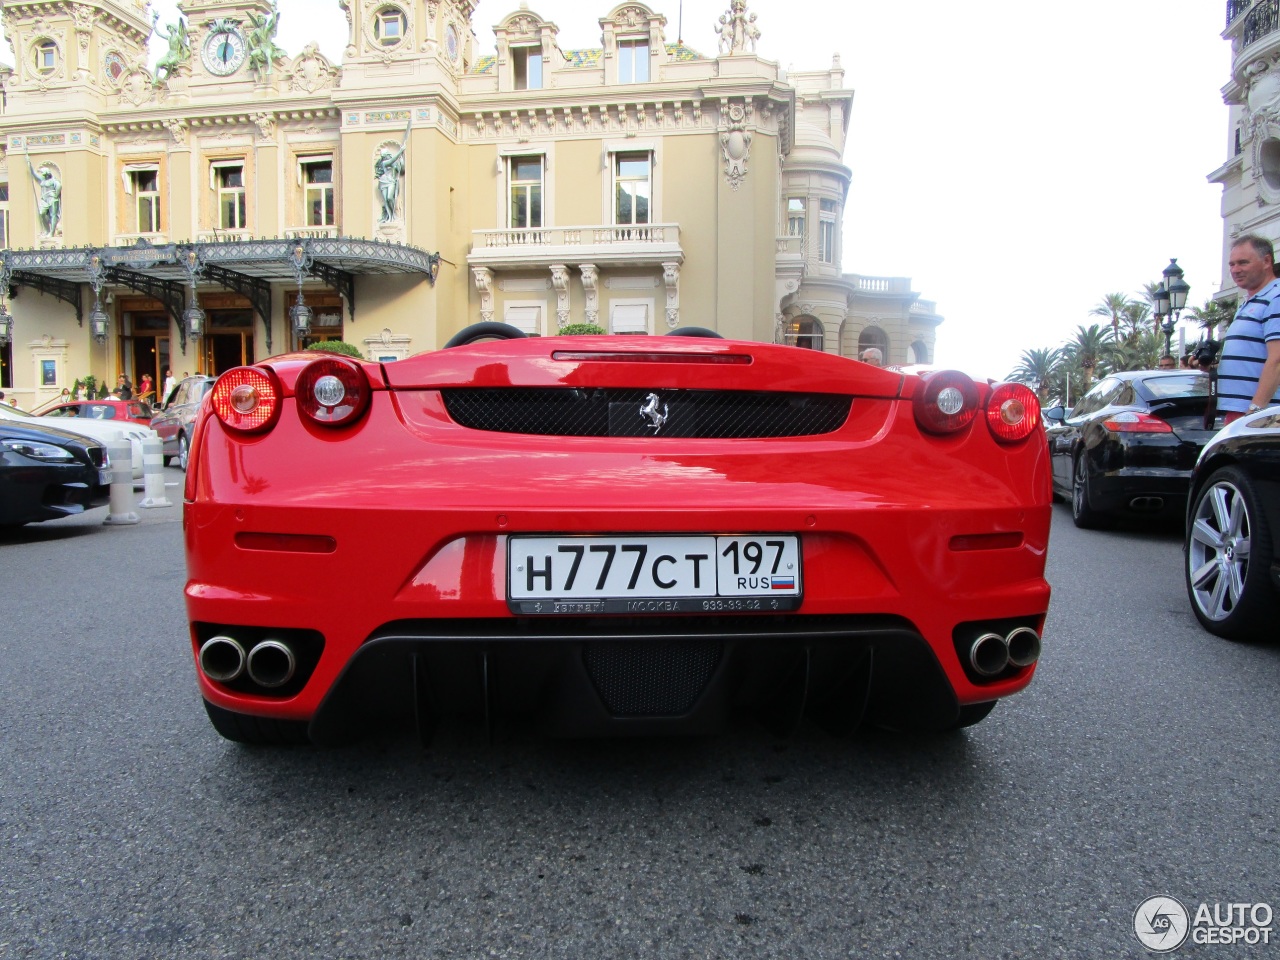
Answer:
[1218,277,1280,413]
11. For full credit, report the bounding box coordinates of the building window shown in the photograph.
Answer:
[610,302,650,334]
[818,199,837,264]
[0,184,8,248]
[130,170,161,233]
[858,325,889,362]
[35,41,57,75]
[614,152,651,226]
[787,198,805,238]
[504,303,545,336]
[785,316,824,351]
[512,45,543,89]
[301,159,335,227]
[215,164,247,230]
[375,7,406,46]
[508,156,543,230]
[617,39,649,83]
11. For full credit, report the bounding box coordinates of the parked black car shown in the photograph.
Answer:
[151,374,215,470]
[1044,370,1217,528]
[1184,406,1280,640]
[0,420,110,527]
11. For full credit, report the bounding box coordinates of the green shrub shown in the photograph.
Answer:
[557,323,607,336]
[304,340,365,359]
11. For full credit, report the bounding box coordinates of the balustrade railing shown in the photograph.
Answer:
[283,225,340,240]
[474,224,680,248]
[1243,0,1279,47]
[1229,0,1253,28]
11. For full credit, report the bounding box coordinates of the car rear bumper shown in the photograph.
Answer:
[1090,467,1191,515]
[185,503,1051,738]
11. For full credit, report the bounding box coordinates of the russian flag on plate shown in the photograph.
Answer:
[771,576,795,590]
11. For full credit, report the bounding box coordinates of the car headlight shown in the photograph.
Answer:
[2,438,76,462]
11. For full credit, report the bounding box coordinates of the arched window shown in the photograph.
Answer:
[858,326,888,359]
[910,340,929,365]
[784,316,824,351]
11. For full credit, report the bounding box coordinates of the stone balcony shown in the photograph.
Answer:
[468,223,682,270]
[846,274,915,296]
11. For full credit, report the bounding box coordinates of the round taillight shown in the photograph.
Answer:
[210,367,280,433]
[296,357,370,427]
[985,382,1041,443]
[913,370,979,435]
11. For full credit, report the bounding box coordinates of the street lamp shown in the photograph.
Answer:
[184,304,205,340]
[1158,259,1190,358]
[0,302,11,347]
[87,253,110,345]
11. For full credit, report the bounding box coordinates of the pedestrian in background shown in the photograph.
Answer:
[859,347,884,367]
[1219,235,1280,424]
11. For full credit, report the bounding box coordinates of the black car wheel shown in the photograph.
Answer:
[443,321,528,348]
[178,432,190,473]
[1186,466,1277,640]
[1071,453,1106,529]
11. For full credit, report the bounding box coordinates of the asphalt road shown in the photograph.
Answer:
[1,487,1277,959]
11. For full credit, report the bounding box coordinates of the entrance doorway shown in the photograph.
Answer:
[198,297,256,375]
[119,300,171,404]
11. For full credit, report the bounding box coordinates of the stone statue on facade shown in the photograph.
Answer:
[246,2,286,76]
[152,13,190,85]
[26,153,62,237]
[374,120,411,223]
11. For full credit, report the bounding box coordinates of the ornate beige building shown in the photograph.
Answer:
[0,0,941,405]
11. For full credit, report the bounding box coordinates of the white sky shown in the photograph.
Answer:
[13,1,1234,377]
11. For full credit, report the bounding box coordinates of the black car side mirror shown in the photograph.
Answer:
[1042,406,1065,423]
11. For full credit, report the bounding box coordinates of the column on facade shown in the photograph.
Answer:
[472,266,494,323]
[662,261,680,329]
[550,264,570,329]
[579,264,599,325]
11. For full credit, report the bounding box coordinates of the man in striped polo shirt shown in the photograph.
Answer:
[1219,235,1280,424]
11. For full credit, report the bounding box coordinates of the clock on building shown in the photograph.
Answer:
[202,25,247,76]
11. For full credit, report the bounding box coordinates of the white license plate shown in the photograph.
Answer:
[508,535,801,614]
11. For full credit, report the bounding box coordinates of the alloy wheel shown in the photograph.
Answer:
[1187,479,1251,622]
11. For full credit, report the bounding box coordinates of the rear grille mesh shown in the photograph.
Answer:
[441,388,851,438]
[584,641,722,716]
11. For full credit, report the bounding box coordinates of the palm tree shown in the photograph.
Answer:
[1062,324,1114,389]
[1090,293,1132,340]
[1007,347,1061,404]
[1109,329,1162,371]
[1120,300,1151,344]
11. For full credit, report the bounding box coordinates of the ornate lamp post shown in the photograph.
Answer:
[290,243,314,341]
[0,256,12,347]
[87,253,110,345]
[1159,259,1190,358]
[181,247,206,344]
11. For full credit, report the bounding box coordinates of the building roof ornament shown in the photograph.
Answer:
[715,0,759,56]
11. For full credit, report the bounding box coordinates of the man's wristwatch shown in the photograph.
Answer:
[1247,403,1264,413]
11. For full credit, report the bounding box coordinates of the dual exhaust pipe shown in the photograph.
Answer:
[199,635,296,688]
[968,626,1041,677]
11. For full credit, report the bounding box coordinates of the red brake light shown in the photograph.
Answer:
[210,367,281,433]
[296,357,371,427]
[913,370,979,435]
[1102,412,1172,433]
[986,382,1041,443]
